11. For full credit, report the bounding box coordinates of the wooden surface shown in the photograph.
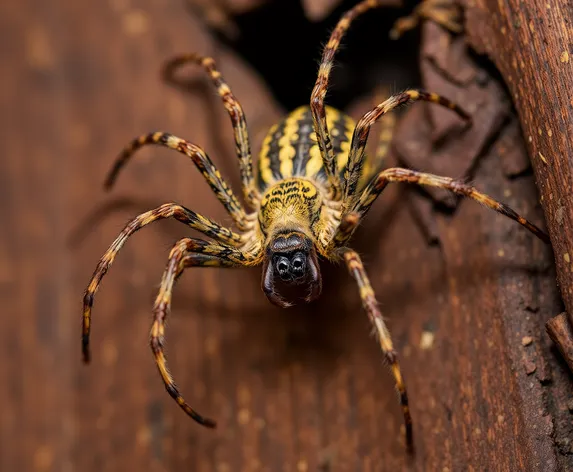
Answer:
[1,0,572,471]
[463,0,573,327]
[547,313,573,375]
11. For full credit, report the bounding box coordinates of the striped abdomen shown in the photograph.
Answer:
[256,106,355,191]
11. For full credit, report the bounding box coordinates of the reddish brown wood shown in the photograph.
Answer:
[1,1,571,471]
[547,313,573,374]
[463,0,573,327]
[392,13,572,468]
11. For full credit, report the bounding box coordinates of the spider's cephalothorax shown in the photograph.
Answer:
[82,0,550,450]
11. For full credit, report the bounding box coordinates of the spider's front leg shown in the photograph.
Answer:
[342,89,471,215]
[332,168,550,249]
[150,237,258,427]
[358,86,398,184]
[341,248,413,449]
[371,87,397,169]
[82,203,244,362]
[310,0,387,198]
[104,132,247,229]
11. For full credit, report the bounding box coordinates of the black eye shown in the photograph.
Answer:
[291,253,306,274]
[276,257,289,276]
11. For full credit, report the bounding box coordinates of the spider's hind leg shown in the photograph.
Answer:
[342,248,413,449]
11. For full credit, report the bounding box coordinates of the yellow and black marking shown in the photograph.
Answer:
[82,0,551,453]
[335,167,550,248]
[310,0,384,196]
[81,203,243,362]
[360,86,397,183]
[341,89,471,213]
[163,53,259,205]
[149,237,251,428]
[328,212,360,252]
[104,131,247,229]
[258,177,323,237]
[256,106,354,191]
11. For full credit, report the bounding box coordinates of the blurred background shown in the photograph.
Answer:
[1,0,571,470]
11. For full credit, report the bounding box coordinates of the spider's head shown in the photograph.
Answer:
[262,231,322,308]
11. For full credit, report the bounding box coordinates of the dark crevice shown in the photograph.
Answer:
[207,0,423,112]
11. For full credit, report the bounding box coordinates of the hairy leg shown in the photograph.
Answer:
[372,99,396,169]
[82,203,243,362]
[342,90,470,213]
[150,237,252,427]
[163,53,259,205]
[310,0,386,198]
[360,86,397,184]
[104,132,247,229]
[334,167,549,248]
[342,248,413,448]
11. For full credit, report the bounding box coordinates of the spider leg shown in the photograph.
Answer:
[150,237,254,428]
[163,54,259,206]
[104,132,247,229]
[310,0,386,199]
[361,86,397,184]
[372,100,396,169]
[342,248,413,449]
[82,203,245,362]
[333,167,550,248]
[342,90,471,214]
[390,0,463,40]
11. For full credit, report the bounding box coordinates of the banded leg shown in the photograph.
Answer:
[163,54,259,205]
[150,237,252,427]
[327,212,361,252]
[342,248,413,448]
[104,132,247,229]
[82,203,243,362]
[372,103,396,167]
[334,167,550,248]
[361,87,397,183]
[341,90,471,214]
[390,0,462,40]
[310,0,385,198]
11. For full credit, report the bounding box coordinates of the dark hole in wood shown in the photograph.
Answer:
[208,0,423,111]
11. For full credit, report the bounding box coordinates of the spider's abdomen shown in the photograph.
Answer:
[256,106,355,191]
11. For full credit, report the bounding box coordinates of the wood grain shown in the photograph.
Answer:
[463,0,573,326]
[0,1,571,471]
[547,313,573,375]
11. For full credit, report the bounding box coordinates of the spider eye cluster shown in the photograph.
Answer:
[275,252,307,281]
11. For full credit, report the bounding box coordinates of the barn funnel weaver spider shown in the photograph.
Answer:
[82,0,549,449]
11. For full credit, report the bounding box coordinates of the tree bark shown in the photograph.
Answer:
[463,0,573,327]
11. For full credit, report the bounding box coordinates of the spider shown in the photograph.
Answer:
[82,0,550,449]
